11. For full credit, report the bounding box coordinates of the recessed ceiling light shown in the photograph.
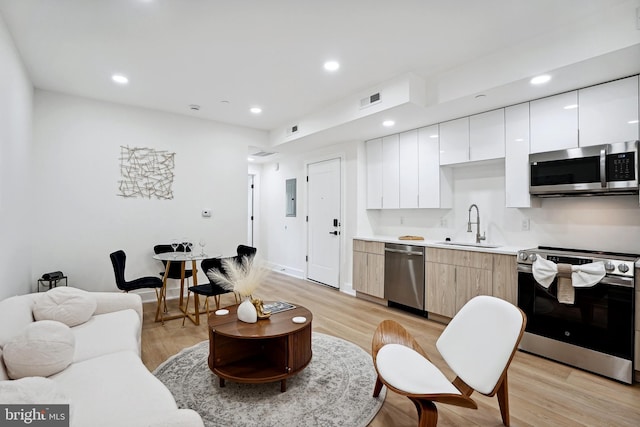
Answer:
[248,157,254,162]
[250,107,262,114]
[111,74,129,84]
[475,94,486,99]
[189,104,200,111]
[382,120,395,127]
[563,104,578,110]
[429,134,439,139]
[628,120,639,124]
[530,74,551,85]
[324,61,340,72]
[515,138,524,142]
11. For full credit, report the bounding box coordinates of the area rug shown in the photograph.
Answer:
[153,333,386,427]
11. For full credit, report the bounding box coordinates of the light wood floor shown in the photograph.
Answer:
[141,272,640,426]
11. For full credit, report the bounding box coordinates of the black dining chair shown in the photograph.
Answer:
[182,245,257,324]
[109,250,165,312]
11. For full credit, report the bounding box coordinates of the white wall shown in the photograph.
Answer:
[365,161,640,254]
[0,15,33,300]
[32,91,268,299]
[258,141,359,291]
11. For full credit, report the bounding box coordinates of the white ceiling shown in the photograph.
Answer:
[1,0,639,156]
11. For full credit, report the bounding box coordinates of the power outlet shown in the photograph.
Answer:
[521,218,530,231]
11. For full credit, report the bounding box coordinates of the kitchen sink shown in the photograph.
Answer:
[436,241,501,249]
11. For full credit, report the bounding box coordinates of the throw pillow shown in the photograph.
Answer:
[0,348,8,381]
[33,286,97,327]
[3,320,75,379]
[0,376,70,404]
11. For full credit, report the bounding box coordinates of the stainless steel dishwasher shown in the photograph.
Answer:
[384,243,425,314]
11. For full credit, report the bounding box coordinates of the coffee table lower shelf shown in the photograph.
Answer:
[211,356,305,391]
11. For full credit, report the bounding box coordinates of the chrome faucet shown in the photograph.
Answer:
[467,204,486,244]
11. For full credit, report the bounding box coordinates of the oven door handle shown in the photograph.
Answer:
[517,264,634,288]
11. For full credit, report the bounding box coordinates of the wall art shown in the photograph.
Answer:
[117,146,175,199]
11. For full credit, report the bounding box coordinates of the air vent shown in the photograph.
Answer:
[251,151,276,157]
[286,124,299,136]
[360,92,381,109]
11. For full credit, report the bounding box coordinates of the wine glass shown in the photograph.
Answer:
[186,241,194,257]
[170,239,179,258]
[198,239,206,256]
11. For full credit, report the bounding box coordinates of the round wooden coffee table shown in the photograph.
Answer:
[208,302,312,392]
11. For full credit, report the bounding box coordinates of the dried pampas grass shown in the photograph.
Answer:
[206,256,269,297]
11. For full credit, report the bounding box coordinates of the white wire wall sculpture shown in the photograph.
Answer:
[118,146,175,199]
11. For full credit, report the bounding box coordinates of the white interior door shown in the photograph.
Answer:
[307,158,341,288]
[247,175,254,246]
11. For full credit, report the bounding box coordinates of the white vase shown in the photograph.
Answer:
[237,298,257,323]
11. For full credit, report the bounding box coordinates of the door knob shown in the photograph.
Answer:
[329,231,339,235]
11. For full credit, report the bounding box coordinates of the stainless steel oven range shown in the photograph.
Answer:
[517,246,637,383]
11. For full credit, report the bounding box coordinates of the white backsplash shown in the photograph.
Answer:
[368,162,640,254]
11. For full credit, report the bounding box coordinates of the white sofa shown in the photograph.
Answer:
[0,288,203,427]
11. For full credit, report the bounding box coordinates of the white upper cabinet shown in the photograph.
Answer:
[366,138,382,209]
[439,117,469,165]
[578,76,639,147]
[440,111,505,165]
[381,134,400,209]
[418,125,452,208]
[399,130,419,208]
[469,109,505,161]
[530,91,578,153]
[505,103,537,208]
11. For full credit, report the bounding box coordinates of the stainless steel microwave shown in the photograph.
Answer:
[529,140,639,197]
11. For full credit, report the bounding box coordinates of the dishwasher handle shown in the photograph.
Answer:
[384,248,424,256]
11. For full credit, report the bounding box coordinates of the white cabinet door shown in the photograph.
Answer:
[579,76,639,147]
[418,125,452,208]
[366,138,382,209]
[439,117,469,165]
[530,91,578,153]
[399,129,419,208]
[382,134,400,209]
[470,109,505,161]
[505,103,537,208]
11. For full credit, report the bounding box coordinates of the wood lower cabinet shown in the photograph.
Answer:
[492,253,518,305]
[353,240,384,299]
[425,248,517,318]
[425,248,493,318]
[425,261,456,317]
[455,265,492,311]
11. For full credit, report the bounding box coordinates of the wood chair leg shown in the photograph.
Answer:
[214,295,221,310]
[496,374,510,426]
[204,297,210,317]
[182,291,191,327]
[412,398,438,427]
[373,377,384,397]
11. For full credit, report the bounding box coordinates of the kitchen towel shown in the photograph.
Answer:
[532,257,606,305]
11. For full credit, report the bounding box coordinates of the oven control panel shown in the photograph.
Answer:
[517,250,637,278]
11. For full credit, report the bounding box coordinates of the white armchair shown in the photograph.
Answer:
[372,295,526,427]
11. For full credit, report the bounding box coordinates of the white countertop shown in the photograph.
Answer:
[353,235,526,255]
